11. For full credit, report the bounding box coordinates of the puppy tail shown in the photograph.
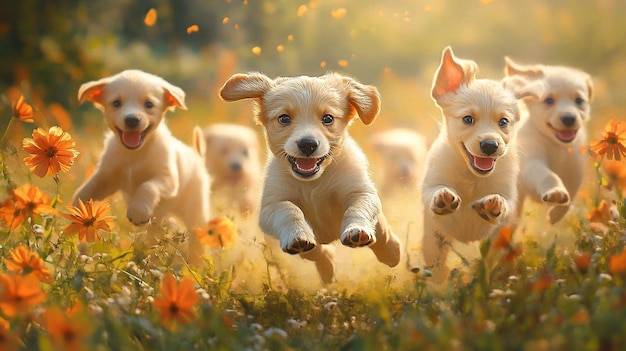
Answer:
[192,126,206,158]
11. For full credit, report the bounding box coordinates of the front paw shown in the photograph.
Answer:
[283,238,316,254]
[127,204,153,225]
[472,194,506,223]
[431,188,461,215]
[341,226,376,248]
[542,188,570,205]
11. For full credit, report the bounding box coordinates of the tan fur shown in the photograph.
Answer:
[73,70,210,262]
[202,123,262,217]
[421,47,541,282]
[504,58,593,225]
[219,72,401,284]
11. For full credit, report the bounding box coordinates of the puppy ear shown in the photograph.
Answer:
[432,46,479,101]
[586,75,594,101]
[502,76,545,101]
[504,57,544,78]
[343,76,381,126]
[77,77,114,109]
[192,126,206,158]
[220,72,273,101]
[163,83,187,111]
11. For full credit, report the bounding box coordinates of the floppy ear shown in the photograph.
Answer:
[504,57,544,78]
[432,46,479,102]
[162,82,187,111]
[586,75,594,101]
[502,75,545,101]
[192,126,206,158]
[220,72,274,101]
[343,76,381,126]
[77,77,115,109]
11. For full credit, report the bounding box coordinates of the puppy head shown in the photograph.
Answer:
[203,124,260,183]
[78,70,186,149]
[371,129,426,186]
[504,57,593,144]
[220,72,380,181]
[432,47,540,177]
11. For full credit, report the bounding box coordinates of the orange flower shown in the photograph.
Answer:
[195,216,237,248]
[609,248,626,275]
[603,160,626,191]
[4,245,52,283]
[22,126,79,178]
[0,273,46,317]
[491,226,523,263]
[61,199,114,243]
[12,95,34,123]
[531,269,555,292]
[152,273,199,331]
[590,120,626,160]
[587,200,612,224]
[0,183,56,231]
[0,316,18,351]
[574,252,591,274]
[42,306,95,351]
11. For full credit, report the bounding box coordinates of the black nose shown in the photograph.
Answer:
[297,138,319,157]
[230,161,242,172]
[480,140,499,156]
[124,115,141,128]
[561,114,576,127]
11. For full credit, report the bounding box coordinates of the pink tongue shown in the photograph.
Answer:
[295,158,318,171]
[122,131,142,148]
[557,130,577,141]
[473,156,496,171]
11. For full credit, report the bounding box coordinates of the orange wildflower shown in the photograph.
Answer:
[4,245,52,283]
[144,8,157,26]
[0,183,56,231]
[609,248,626,275]
[590,120,626,160]
[42,306,95,351]
[587,200,612,224]
[22,126,79,178]
[531,269,555,293]
[573,252,591,274]
[603,160,626,191]
[491,226,523,263]
[0,316,18,351]
[195,216,237,248]
[12,95,34,123]
[61,199,114,243]
[0,273,46,317]
[152,273,199,331]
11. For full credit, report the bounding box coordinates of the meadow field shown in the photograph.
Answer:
[1,1,626,350]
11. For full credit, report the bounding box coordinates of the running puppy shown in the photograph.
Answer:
[73,70,210,257]
[503,57,593,225]
[219,72,402,284]
[421,47,540,282]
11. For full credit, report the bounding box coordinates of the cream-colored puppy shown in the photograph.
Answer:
[421,47,540,282]
[370,128,427,194]
[219,72,402,284]
[202,123,261,216]
[503,58,593,225]
[73,70,210,256]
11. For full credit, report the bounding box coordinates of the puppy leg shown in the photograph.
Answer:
[430,187,462,215]
[340,193,380,248]
[300,244,336,284]
[368,213,401,267]
[259,201,317,254]
[73,168,120,205]
[422,219,451,283]
[522,160,570,205]
[472,194,507,223]
[127,179,175,225]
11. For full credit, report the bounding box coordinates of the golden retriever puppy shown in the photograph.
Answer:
[503,57,593,225]
[421,47,540,282]
[73,70,210,259]
[370,128,427,195]
[219,72,402,284]
[201,123,261,217]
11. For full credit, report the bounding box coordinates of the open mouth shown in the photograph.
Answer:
[115,125,152,149]
[288,155,328,178]
[548,124,578,143]
[463,144,496,175]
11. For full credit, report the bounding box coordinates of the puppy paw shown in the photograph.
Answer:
[542,188,570,205]
[341,226,376,248]
[431,188,461,215]
[472,194,506,223]
[127,205,153,226]
[284,238,316,254]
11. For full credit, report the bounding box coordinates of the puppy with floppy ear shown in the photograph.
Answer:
[503,58,593,225]
[73,70,211,261]
[219,72,402,284]
[421,47,541,282]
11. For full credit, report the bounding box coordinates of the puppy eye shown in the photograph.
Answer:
[321,114,334,126]
[242,148,249,158]
[499,118,510,129]
[544,97,555,105]
[144,101,154,109]
[112,100,122,108]
[575,97,585,105]
[462,115,474,125]
[277,114,291,125]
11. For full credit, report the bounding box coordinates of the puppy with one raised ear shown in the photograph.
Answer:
[73,70,210,257]
[201,123,262,216]
[219,72,402,284]
[421,47,541,282]
[503,58,593,225]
